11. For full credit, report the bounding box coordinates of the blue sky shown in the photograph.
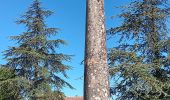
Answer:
[0,0,129,97]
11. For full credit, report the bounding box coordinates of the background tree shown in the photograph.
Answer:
[3,0,72,99]
[108,0,170,99]
[0,67,28,100]
[84,0,110,99]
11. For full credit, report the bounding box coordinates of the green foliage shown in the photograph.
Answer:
[0,67,29,100]
[108,0,170,99]
[3,0,72,99]
[0,67,17,100]
[0,67,15,80]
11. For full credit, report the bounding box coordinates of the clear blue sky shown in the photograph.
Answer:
[0,0,129,97]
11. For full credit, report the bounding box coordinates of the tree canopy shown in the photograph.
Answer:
[108,0,170,99]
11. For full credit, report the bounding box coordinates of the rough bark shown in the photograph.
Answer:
[84,0,110,100]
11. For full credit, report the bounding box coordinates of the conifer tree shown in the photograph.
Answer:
[108,0,170,99]
[3,0,72,99]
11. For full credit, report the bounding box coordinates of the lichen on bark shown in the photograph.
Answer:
[84,0,110,100]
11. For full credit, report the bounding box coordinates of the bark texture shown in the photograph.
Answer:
[84,0,110,100]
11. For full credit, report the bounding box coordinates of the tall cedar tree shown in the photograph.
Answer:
[3,0,72,99]
[108,0,170,99]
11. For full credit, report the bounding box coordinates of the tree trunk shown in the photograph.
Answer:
[84,0,110,100]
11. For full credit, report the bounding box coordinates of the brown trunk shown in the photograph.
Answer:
[84,0,110,100]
